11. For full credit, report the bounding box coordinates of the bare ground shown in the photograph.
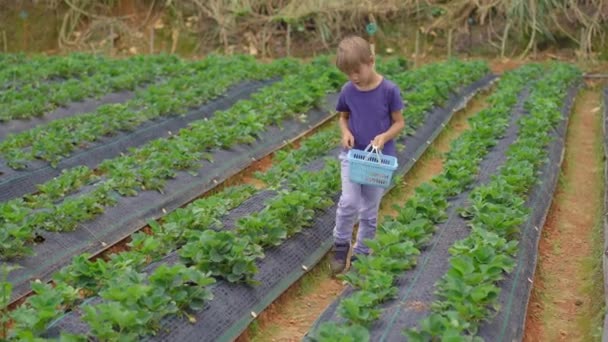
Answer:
[524,87,605,341]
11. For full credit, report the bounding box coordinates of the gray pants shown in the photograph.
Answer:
[333,152,385,255]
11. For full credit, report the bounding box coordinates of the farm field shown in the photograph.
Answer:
[0,52,605,342]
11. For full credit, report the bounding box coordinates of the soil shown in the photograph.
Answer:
[97,236,132,262]
[238,258,344,342]
[524,87,605,341]
[231,153,275,189]
[488,58,526,74]
[243,85,495,342]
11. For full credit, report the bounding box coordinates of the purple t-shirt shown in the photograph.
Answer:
[336,78,404,156]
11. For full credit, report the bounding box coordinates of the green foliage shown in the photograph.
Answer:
[82,264,214,340]
[179,230,263,284]
[0,54,183,122]
[10,282,79,338]
[338,291,383,326]
[0,55,293,169]
[313,322,370,342]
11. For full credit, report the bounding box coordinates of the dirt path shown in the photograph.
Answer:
[524,87,605,341]
[242,89,493,342]
[236,257,343,342]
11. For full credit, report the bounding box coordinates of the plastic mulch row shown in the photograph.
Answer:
[0,79,277,202]
[475,80,578,342]
[6,89,336,303]
[42,74,497,341]
[306,84,579,342]
[0,89,135,141]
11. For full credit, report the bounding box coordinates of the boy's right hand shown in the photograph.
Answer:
[341,131,354,149]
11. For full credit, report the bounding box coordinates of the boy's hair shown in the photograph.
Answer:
[336,36,373,73]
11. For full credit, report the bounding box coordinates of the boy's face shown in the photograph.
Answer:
[346,60,375,89]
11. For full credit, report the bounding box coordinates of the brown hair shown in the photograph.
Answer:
[336,36,373,73]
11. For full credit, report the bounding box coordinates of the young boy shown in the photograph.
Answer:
[330,35,405,273]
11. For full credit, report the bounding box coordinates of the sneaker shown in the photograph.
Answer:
[329,242,350,273]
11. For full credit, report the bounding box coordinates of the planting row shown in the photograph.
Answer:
[0,53,102,90]
[0,59,490,340]
[0,54,185,122]
[0,55,406,170]
[0,59,486,260]
[0,55,297,169]
[408,63,579,341]
[0,54,26,71]
[0,56,343,260]
[310,63,580,341]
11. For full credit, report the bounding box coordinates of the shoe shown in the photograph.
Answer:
[329,242,350,273]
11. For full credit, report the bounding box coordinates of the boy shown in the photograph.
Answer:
[331,36,405,273]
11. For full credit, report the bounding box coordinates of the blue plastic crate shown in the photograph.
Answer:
[347,145,398,188]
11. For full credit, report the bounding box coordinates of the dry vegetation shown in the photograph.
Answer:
[1,1,608,58]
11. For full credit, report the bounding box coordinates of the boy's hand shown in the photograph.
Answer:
[371,134,387,150]
[342,130,355,149]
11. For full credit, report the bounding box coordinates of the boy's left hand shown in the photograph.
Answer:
[371,134,387,150]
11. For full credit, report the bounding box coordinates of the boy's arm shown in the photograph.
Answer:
[339,112,355,148]
[372,110,405,148]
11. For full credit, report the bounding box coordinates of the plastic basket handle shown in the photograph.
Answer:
[363,144,383,163]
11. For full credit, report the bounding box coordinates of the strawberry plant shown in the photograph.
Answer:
[255,127,341,187]
[338,291,384,326]
[82,264,214,340]
[83,301,150,341]
[148,264,215,312]
[236,212,287,248]
[10,282,79,338]
[340,264,397,303]
[313,323,371,342]
[33,166,99,203]
[52,253,134,294]
[179,230,264,285]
